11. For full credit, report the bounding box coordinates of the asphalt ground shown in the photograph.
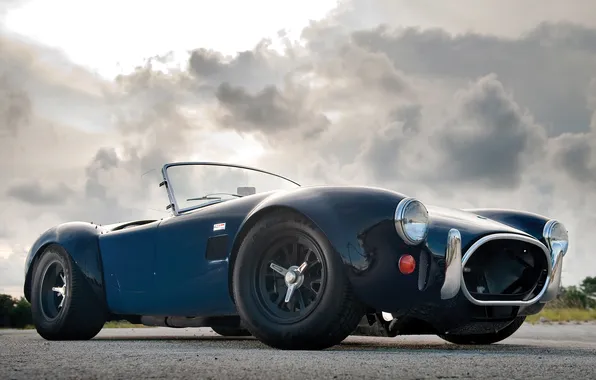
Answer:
[1,323,595,379]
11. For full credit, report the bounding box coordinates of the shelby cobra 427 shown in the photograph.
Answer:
[24,162,569,350]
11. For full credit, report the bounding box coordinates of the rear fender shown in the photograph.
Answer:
[24,222,105,305]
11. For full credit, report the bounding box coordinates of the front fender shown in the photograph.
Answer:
[233,186,416,310]
[244,186,407,267]
[24,222,105,304]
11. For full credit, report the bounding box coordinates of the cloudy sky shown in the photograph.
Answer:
[1,0,595,297]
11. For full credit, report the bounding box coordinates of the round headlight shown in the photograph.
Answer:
[543,219,569,257]
[394,198,429,245]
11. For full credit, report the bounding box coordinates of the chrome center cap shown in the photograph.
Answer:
[285,271,298,284]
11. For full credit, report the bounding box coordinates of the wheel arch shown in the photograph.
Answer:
[24,242,54,301]
[24,222,107,307]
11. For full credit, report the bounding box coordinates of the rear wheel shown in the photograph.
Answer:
[232,210,365,350]
[30,244,107,340]
[438,316,526,345]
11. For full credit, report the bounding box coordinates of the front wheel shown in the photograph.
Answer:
[30,244,107,340]
[232,210,365,350]
[438,316,526,345]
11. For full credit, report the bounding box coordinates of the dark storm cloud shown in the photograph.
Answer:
[430,74,545,188]
[85,147,120,200]
[350,22,596,135]
[357,103,421,181]
[6,179,74,205]
[553,136,596,183]
[188,40,291,91]
[215,82,329,138]
[550,79,596,184]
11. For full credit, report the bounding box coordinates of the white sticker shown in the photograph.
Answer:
[213,222,226,231]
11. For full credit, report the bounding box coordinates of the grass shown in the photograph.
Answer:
[525,307,596,324]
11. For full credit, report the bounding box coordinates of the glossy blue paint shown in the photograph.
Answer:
[465,208,550,244]
[101,193,274,316]
[99,221,161,314]
[24,222,106,304]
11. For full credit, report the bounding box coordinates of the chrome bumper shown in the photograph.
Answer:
[439,229,565,306]
[440,229,462,299]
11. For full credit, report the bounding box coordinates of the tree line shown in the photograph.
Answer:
[1,276,595,328]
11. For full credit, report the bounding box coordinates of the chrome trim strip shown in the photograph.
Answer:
[460,233,552,307]
[440,229,462,300]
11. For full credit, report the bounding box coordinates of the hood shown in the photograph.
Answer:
[427,205,531,236]
[424,205,533,256]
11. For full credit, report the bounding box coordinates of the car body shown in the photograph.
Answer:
[23,162,570,349]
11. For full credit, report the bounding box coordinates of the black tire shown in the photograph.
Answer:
[438,316,526,345]
[211,325,252,337]
[30,244,107,340]
[232,210,365,350]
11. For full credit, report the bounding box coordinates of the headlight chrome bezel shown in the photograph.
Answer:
[394,197,430,245]
[543,219,569,257]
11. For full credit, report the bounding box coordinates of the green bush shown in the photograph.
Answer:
[0,294,32,328]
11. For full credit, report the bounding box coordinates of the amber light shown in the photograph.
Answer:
[398,254,416,274]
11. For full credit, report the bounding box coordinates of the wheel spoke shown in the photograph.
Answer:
[310,278,322,294]
[303,248,313,264]
[297,290,306,310]
[273,288,285,305]
[290,242,299,265]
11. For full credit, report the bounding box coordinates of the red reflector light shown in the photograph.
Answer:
[398,254,416,275]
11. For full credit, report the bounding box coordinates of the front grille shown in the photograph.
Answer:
[461,235,551,306]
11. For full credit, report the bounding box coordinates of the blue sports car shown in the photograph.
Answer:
[23,162,569,350]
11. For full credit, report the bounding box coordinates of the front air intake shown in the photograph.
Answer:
[460,234,551,307]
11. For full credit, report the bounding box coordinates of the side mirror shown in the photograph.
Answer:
[237,187,256,196]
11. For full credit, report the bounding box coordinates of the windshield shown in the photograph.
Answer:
[162,163,300,214]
